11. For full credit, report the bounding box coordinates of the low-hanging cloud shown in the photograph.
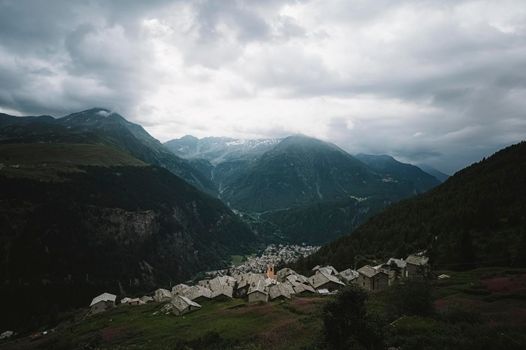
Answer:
[1,0,525,173]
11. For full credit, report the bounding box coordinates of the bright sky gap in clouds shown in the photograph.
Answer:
[1,0,526,173]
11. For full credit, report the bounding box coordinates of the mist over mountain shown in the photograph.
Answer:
[164,135,281,165]
[417,163,450,183]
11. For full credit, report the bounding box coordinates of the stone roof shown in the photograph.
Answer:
[405,255,429,266]
[338,268,359,282]
[236,273,266,289]
[312,265,338,276]
[248,280,268,295]
[205,276,234,298]
[183,285,212,301]
[386,258,407,269]
[127,298,144,305]
[276,268,297,281]
[268,282,295,300]
[317,288,330,295]
[140,296,154,303]
[290,281,315,294]
[357,265,378,278]
[154,288,172,302]
[172,295,201,312]
[286,273,309,285]
[309,270,345,289]
[90,292,116,307]
[172,283,190,295]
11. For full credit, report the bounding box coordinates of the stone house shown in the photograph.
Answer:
[405,254,429,278]
[171,295,201,316]
[338,268,360,284]
[268,282,295,300]
[357,265,389,292]
[385,258,407,284]
[248,280,268,303]
[182,285,212,302]
[89,292,116,314]
[309,269,345,291]
[154,288,172,303]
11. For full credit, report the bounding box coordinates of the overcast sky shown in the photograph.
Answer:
[1,0,526,173]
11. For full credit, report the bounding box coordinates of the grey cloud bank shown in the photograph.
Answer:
[1,0,525,173]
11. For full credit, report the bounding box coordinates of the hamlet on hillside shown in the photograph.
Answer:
[89,251,430,316]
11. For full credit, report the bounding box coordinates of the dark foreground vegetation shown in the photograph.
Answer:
[2,267,525,350]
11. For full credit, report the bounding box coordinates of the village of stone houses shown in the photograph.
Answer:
[88,249,433,318]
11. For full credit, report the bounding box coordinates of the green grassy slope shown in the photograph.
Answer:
[0,143,146,166]
[3,268,526,350]
[0,109,217,194]
[0,143,146,180]
[4,298,326,350]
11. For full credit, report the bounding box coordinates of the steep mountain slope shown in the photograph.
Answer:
[164,135,280,164]
[417,163,450,182]
[0,143,255,330]
[355,154,441,191]
[220,135,431,212]
[297,141,526,271]
[0,109,217,195]
[260,197,390,244]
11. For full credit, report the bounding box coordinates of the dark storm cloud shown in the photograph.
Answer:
[0,0,525,173]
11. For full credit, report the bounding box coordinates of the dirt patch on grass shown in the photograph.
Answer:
[100,326,134,344]
[256,317,308,349]
[481,274,526,294]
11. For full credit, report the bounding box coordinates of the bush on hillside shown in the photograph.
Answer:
[386,279,434,318]
[322,285,384,350]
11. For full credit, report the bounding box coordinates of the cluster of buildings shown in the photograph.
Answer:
[88,252,429,317]
[208,244,319,276]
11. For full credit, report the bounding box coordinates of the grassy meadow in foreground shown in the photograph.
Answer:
[2,267,526,350]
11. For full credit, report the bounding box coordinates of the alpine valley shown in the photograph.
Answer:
[0,108,442,330]
[1,108,525,350]
[164,134,442,243]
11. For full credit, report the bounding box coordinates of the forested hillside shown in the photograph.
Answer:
[297,141,526,271]
[0,143,255,331]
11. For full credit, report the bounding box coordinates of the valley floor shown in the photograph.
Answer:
[2,267,526,350]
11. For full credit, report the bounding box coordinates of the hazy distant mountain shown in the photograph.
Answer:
[355,154,441,191]
[299,141,526,270]
[164,135,281,165]
[163,134,442,243]
[219,135,432,212]
[417,163,450,182]
[0,109,217,195]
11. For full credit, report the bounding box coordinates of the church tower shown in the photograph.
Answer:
[266,264,276,279]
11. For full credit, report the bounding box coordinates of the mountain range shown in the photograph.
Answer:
[165,134,442,243]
